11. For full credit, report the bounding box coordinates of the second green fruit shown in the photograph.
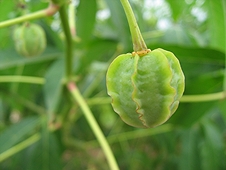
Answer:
[13,23,46,57]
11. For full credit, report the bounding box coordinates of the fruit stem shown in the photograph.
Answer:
[0,3,59,29]
[58,4,73,81]
[180,91,226,102]
[69,2,76,38]
[120,0,148,52]
[67,82,119,170]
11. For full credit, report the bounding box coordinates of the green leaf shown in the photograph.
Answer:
[77,38,117,74]
[160,25,193,46]
[169,102,216,127]
[178,128,201,170]
[165,0,186,21]
[206,0,226,52]
[0,48,61,70]
[39,20,64,51]
[25,129,62,170]
[148,44,225,67]
[218,99,226,121]
[76,0,97,44]
[0,116,41,153]
[43,59,64,113]
[200,119,225,170]
[0,0,15,48]
[28,0,48,12]
[0,0,15,22]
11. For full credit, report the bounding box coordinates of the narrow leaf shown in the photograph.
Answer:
[200,119,225,170]
[76,0,97,44]
[206,0,226,51]
[25,129,62,170]
[43,59,64,113]
[0,116,41,153]
[165,0,186,21]
[178,128,201,170]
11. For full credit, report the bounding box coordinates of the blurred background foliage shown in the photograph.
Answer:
[0,0,226,169]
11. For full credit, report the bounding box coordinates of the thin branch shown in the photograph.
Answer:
[180,91,226,102]
[67,82,119,170]
[58,4,73,81]
[0,3,59,29]
[0,76,45,84]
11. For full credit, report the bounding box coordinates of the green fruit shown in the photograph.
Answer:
[106,48,185,128]
[13,23,46,57]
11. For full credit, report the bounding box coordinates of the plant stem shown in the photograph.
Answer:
[0,76,45,84]
[0,133,40,162]
[120,0,148,52]
[69,2,76,38]
[67,82,119,170]
[0,3,59,29]
[58,4,73,81]
[223,0,226,92]
[180,91,226,102]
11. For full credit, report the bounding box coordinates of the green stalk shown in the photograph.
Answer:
[120,0,148,52]
[0,3,59,29]
[58,4,73,81]
[0,76,45,84]
[67,82,119,170]
[69,2,76,38]
[180,91,226,102]
[223,0,226,92]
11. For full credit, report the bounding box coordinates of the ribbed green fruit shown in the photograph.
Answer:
[13,23,46,57]
[106,48,185,128]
